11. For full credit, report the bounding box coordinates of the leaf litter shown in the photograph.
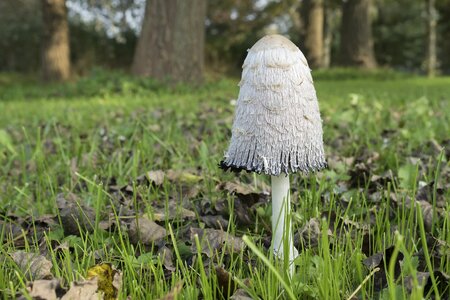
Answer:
[5,149,449,299]
[11,251,53,280]
[18,263,122,300]
[2,101,450,299]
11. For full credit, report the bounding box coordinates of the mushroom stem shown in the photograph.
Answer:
[271,175,298,275]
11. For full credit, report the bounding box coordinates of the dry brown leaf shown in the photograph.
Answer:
[11,251,53,280]
[112,269,122,297]
[190,228,245,257]
[405,271,450,299]
[61,277,102,300]
[145,170,165,186]
[416,180,446,208]
[201,215,229,230]
[294,218,333,249]
[215,266,236,298]
[19,271,123,300]
[136,170,165,186]
[362,246,404,291]
[417,200,435,232]
[219,181,268,203]
[56,193,96,236]
[152,201,196,222]
[158,246,175,272]
[157,281,183,300]
[128,215,166,245]
[216,181,269,226]
[21,279,64,300]
[0,219,24,245]
[230,289,253,300]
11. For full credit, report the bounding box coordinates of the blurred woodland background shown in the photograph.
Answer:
[0,0,449,84]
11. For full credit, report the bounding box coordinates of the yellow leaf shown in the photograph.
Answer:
[86,263,117,300]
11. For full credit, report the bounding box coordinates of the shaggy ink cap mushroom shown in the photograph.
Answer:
[220,34,326,176]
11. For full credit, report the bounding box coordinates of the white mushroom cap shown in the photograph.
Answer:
[220,34,326,176]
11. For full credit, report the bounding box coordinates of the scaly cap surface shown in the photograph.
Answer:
[220,35,326,176]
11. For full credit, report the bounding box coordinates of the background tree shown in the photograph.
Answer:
[300,0,325,68]
[437,0,450,73]
[426,0,438,76]
[322,2,339,68]
[373,0,425,71]
[0,0,42,72]
[41,0,71,81]
[68,0,141,73]
[340,0,377,68]
[1,0,450,76]
[131,0,206,84]
[207,0,294,73]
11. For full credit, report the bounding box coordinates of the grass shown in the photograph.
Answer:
[0,69,449,299]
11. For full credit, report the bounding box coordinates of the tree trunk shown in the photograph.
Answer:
[426,0,437,77]
[41,0,70,81]
[132,0,206,85]
[322,4,336,68]
[301,0,324,69]
[340,0,377,68]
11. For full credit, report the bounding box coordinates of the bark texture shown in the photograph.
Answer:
[132,0,206,84]
[340,0,377,68]
[220,35,326,176]
[426,0,437,77]
[322,4,337,68]
[41,0,70,81]
[301,0,324,69]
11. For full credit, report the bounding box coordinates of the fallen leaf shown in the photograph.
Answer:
[146,170,165,185]
[219,181,268,203]
[326,154,355,172]
[362,246,404,291]
[128,215,166,245]
[87,263,118,300]
[18,264,122,300]
[417,200,435,232]
[0,218,24,246]
[56,193,96,236]
[157,281,183,300]
[190,228,245,257]
[369,170,394,193]
[416,180,446,208]
[215,266,236,298]
[294,218,333,249]
[201,215,229,230]
[416,234,450,272]
[11,251,53,280]
[216,182,269,226]
[233,198,256,226]
[405,271,450,299]
[21,279,65,300]
[348,162,371,189]
[136,170,165,186]
[422,271,450,299]
[98,216,119,231]
[152,201,196,222]
[230,289,253,300]
[391,193,441,233]
[61,277,102,300]
[166,170,202,184]
[112,269,122,297]
[158,246,175,272]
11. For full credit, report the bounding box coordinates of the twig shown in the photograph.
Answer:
[346,267,380,300]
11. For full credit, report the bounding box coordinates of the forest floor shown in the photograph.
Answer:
[0,69,449,299]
